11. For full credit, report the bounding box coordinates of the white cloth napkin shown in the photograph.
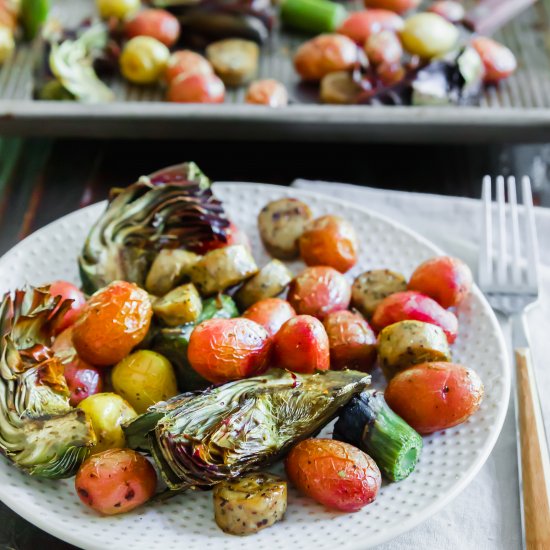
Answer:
[292,179,550,550]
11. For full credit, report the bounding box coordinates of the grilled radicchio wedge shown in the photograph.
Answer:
[123,368,370,491]
[79,162,230,294]
[0,287,95,478]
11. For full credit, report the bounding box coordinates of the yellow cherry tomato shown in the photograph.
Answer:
[0,27,15,64]
[78,393,137,454]
[111,350,178,414]
[96,0,140,20]
[120,36,170,85]
[400,13,458,59]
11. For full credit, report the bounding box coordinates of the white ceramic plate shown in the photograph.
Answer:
[0,183,509,550]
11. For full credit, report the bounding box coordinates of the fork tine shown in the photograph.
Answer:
[522,176,540,290]
[507,176,522,285]
[479,175,493,287]
[496,176,508,284]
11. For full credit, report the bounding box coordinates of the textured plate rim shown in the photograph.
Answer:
[0,182,511,550]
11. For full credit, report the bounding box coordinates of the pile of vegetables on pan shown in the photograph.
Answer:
[23,0,518,105]
[0,161,485,536]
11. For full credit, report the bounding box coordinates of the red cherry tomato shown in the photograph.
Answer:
[408,256,473,308]
[242,298,296,336]
[338,10,404,44]
[288,266,351,320]
[365,30,403,66]
[364,0,420,15]
[125,9,180,48]
[165,50,213,85]
[48,280,87,335]
[273,315,329,373]
[188,318,271,384]
[167,72,225,103]
[471,36,517,83]
[427,0,465,22]
[372,290,458,343]
[245,79,289,107]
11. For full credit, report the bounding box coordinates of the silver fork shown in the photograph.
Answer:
[479,175,550,550]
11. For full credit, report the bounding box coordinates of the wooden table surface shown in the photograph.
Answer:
[0,137,549,549]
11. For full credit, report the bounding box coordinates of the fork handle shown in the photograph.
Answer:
[516,347,550,549]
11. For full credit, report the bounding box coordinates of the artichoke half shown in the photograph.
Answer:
[124,368,370,491]
[0,287,95,478]
[79,162,231,294]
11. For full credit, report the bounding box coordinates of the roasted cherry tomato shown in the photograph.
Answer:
[372,290,458,343]
[272,315,329,373]
[294,34,359,82]
[188,318,271,384]
[400,13,458,58]
[167,71,225,103]
[323,310,376,371]
[120,36,170,85]
[364,0,420,14]
[245,79,289,107]
[286,439,381,512]
[48,280,86,334]
[52,328,103,406]
[75,449,157,516]
[96,0,140,20]
[471,36,517,83]
[165,50,213,85]
[385,362,484,434]
[288,266,351,320]
[427,0,465,22]
[299,215,358,273]
[408,256,473,308]
[112,350,178,414]
[365,30,402,65]
[78,393,137,454]
[338,10,404,44]
[376,61,405,85]
[72,281,152,366]
[242,298,296,336]
[125,9,180,47]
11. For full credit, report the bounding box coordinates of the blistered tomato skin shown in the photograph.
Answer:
[272,315,329,373]
[471,36,517,83]
[323,310,376,371]
[372,290,458,343]
[299,215,358,273]
[48,280,87,334]
[338,10,404,44]
[242,298,296,336]
[125,9,180,47]
[408,256,473,308]
[188,318,271,384]
[285,439,381,512]
[167,72,225,103]
[288,266,351,320]
[385,362,484,434]
[72,281,152,366]
[75,449,157,516]
[165,50,213,85]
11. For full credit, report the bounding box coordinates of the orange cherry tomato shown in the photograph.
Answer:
[471,36,517,83]
[288,266,351,320]
[385,362,484,434]
[364,0,420,15]
[408,256,473,309]
[48,280,87,334]
[72,281,152,366]
[187,318,271,384]
[165,50,213,85]
[286,439,381,512]
[365,30,402,65]
[299,215,358,273]
[272,315,329,373]
[242,298,296,336]
[75,449,157,515]
[338,10,404,44]
[323,310,376,371]
[167,72,225,103]
[245,79,289,107]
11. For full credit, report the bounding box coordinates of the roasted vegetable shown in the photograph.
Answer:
[245,79,288,106]
[79,162,230,294]
[281,0,347,34]
[190,244,258,296]
[120,36,170,85]
[123,368,370,491]
[145,249,202,296]
[198,294,239,321]
[48,280,87,335]
[0,286,95,478]
[235,259,293,310]
[21,0,49,39]
[213,473,287,535]
[206,38,259,86]
[242,297,296,336]
[333,390,422,481]
[153,283,202,326]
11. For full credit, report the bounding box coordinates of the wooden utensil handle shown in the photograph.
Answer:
[516,347,550,550]
[463,0,538,35]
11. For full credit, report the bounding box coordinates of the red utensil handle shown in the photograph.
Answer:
[463,0,538,35]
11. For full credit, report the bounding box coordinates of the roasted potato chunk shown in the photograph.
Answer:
[152,283,202,326]
[351,269,407,319]
[258,198,313,260]
[206,39,259,86]
[377,320,451,380]
[145,249,201,296]
[235,260,293,310]
[213,473,287,536]
[191,245,258,296]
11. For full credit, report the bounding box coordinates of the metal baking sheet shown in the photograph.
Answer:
[2,0,550,141]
